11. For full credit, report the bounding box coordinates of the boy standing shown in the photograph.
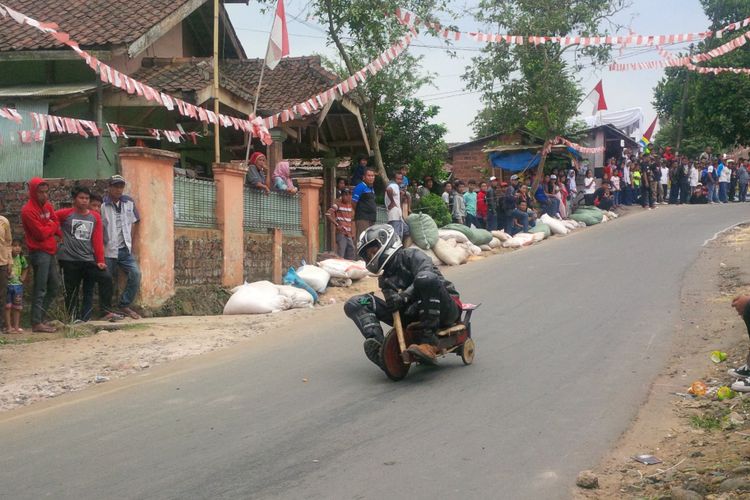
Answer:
[452,182,467,225]
[5,239,28,333]
[326,188,356,260]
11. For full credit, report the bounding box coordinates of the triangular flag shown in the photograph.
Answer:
[265,0,290,70]
[584,79,608,114]
[640,117,658,148]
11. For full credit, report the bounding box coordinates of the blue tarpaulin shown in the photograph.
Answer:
[489,148,582,173]
[489,150,541,173]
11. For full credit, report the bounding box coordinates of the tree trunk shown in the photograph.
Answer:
[364,101,388,182]
[531,139,551,192]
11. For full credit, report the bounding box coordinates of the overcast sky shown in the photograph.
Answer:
[226,0,710,143]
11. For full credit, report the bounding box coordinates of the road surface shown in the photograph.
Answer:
[1,205,748,499]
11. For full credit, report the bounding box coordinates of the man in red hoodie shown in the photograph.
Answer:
[21,178,61,333]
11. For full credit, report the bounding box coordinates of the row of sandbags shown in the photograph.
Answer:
[569,205,618,226]
[412,228,504,266]
[222,258,370,315]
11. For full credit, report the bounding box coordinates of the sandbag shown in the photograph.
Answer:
[277,285,314,309]
[442,223,493,246]
[411,245,442,266]
[461,242,482,256]
[540,214,569,235]
[528,223,551,239]
[531,232,545,243]
[480,244,492,251]
[438,229,469,243]
[433,238,469,266]
[317,259,369,280]
[489,237,503,249]
[407,213,439,250]
[223,285,291,315]
[296,265,331,293]
[570,212,600,226]
[283,267,319,302]
[491,230,511,242]
[503,233,535,248]
[444,238,458,248]
[562,220,578,230]
[329,277,353,287]
[605,211,618,219]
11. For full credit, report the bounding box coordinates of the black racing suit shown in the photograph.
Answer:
[344,247,461,343]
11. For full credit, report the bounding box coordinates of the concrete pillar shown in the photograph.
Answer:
[213,162,248,288]
[119,147,179,307]
[266,129,286,186]
[296,177,324,263]
[271,227,282,284]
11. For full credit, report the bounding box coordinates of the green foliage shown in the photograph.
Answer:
[463,0,628,139]
[414,193,451,227]
[380,98,448,182]
[653,0,750,151]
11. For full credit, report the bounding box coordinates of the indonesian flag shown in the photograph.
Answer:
[584,79,608,114]
[265,0,290,70]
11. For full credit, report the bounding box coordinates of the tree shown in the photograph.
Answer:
[653,1,750,152]
[379,97,448,181]
[463,0,628,187]
[258,0,452,181]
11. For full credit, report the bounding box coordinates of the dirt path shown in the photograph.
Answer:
[576,224,750,499]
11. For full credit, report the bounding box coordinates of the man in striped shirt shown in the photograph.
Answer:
[326,188,356,260]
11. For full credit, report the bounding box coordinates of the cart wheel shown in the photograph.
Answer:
[460,338,475,365]
[381,329,411,381]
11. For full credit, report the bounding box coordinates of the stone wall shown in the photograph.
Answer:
[173,227,223,286]
[244,231,307,282]
[0,178,109,244]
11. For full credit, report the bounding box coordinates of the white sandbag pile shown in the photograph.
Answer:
[433,238,469,266]
[437,229,469,243]
[317,259,369,280]
[488,237,503,249]
[502,232,536,248]
[296,265,331,293]
[223,282,292,315]
[539,214,569,235]
[411,245,442,267]
[491,230,511,242]
[277,285,315,309]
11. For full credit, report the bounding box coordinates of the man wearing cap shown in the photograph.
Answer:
[101,175,142,319]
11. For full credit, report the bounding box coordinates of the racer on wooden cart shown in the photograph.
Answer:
[344,224,461,367]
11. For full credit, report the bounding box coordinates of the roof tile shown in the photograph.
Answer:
[0,0,196,51]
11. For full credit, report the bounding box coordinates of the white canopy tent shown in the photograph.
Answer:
[581,107,644,138]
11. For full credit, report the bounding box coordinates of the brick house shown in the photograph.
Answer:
[448,130,538,182]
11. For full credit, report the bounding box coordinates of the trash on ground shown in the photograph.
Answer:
[710,351,728,363]
[717,386,736,400]
[687,380,708,396]
[633,454,662,465]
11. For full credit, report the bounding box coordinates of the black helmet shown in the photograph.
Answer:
[357,224,402,274]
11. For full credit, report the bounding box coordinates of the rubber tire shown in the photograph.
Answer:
[460,338,475,365]
[381,329,411,381]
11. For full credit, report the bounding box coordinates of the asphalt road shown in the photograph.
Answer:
[1,204,748,500]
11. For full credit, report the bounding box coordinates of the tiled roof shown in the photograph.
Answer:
[0,0,196,51]
[132,56,341,113]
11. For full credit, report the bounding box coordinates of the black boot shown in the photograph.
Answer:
[363,338,383,368]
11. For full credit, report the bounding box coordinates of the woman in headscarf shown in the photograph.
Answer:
[273,161,298,194]
[246,152,269,193]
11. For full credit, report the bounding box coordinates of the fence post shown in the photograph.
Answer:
[213,162,248,288]
[119,147,179,307]
[296,177,324,264]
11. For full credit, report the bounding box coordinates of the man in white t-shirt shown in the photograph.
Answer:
[386,172,405,239]
[659,162,670,204]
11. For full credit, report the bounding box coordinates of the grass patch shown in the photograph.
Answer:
[690,414,722,430]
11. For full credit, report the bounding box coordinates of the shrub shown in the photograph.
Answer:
[414,193,451,228]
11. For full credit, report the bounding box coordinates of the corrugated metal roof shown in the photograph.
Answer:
[0,83,97,98]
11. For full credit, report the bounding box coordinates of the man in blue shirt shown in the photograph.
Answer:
[352,168,377,240]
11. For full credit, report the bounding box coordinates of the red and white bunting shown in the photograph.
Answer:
[0,2,273,145]
[553,137,606,154]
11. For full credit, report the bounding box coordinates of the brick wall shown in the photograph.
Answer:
[449,132,525,182]
[244,231,307,282]
[173,227,223,286]
[0,178,110,244]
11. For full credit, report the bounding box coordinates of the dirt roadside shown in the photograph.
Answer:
[575,224,750,499]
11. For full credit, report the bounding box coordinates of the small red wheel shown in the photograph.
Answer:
[381,329,412,381]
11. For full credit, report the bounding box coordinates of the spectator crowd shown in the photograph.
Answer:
[0,175,142,334]
[323,148,750,260]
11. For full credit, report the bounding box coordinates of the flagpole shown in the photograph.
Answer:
[213,0,220,164]
[244,26,273,165]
